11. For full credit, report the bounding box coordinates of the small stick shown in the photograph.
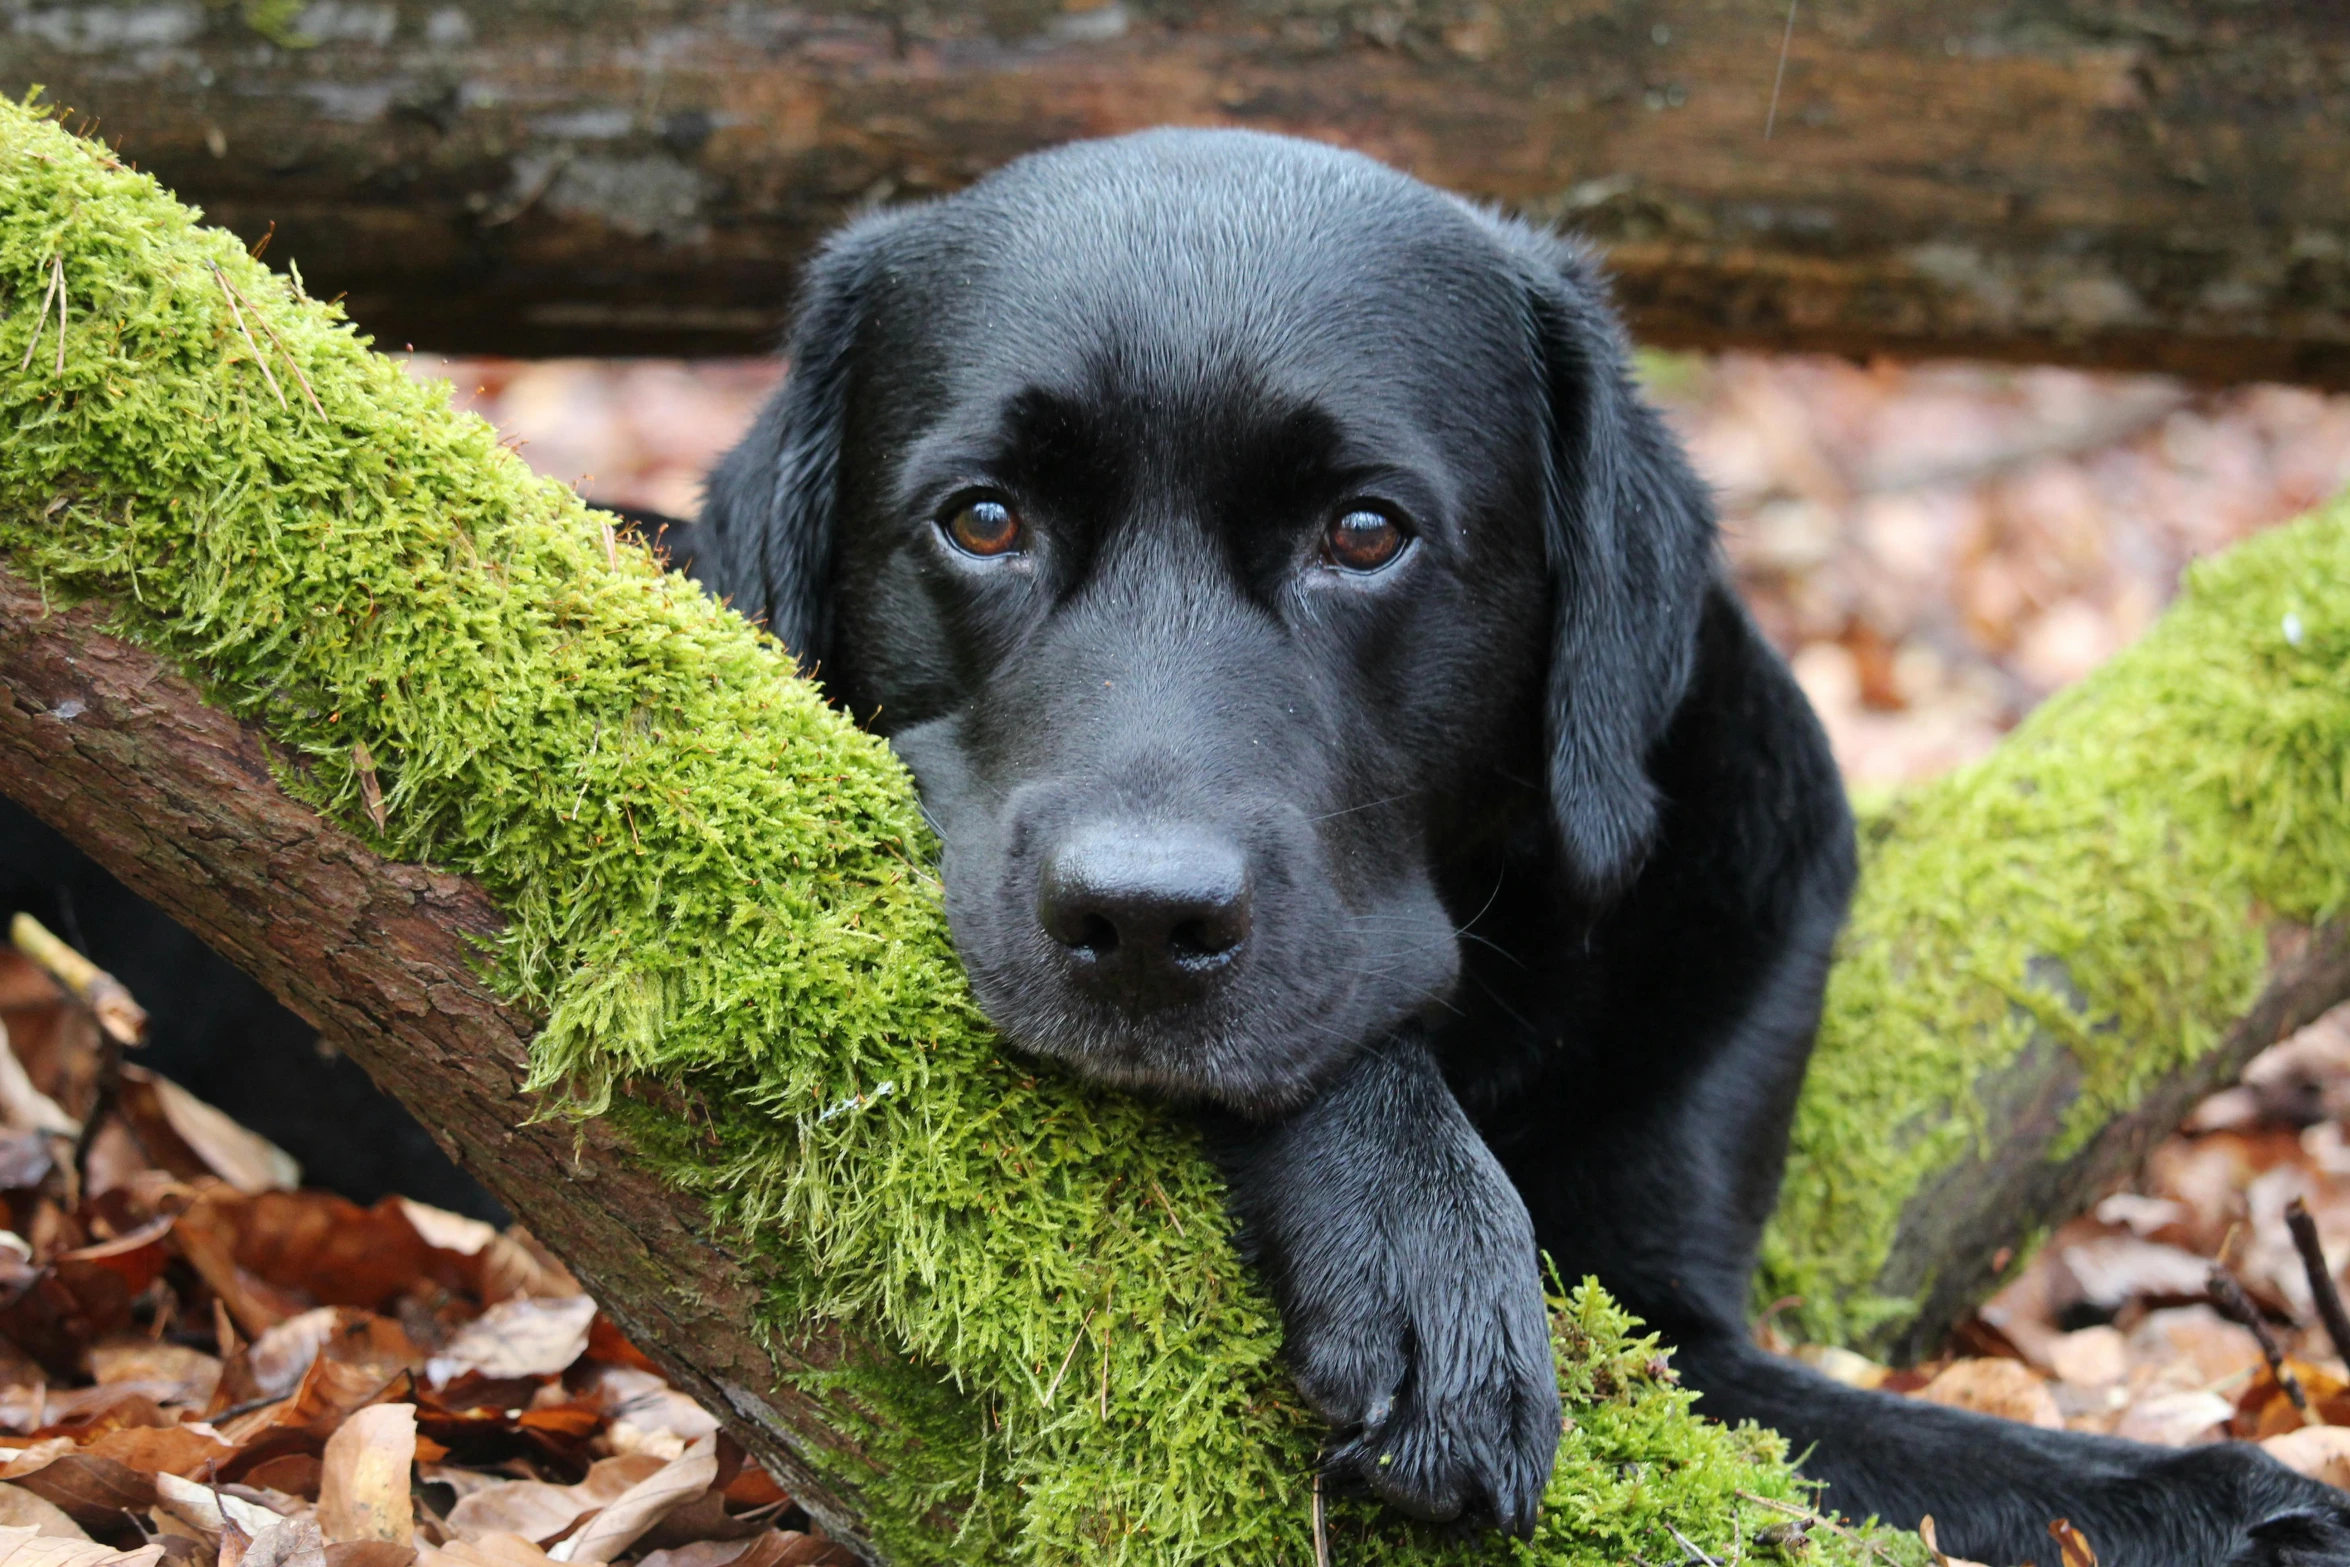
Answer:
[210,262,286,408]
[1146,1178,1186,1236]
[1666,1521,1721,1566]
[17,254,60,373]
[2208,1263,2310,1416]
[50,255,65,375]
[11,912,146,1044]
[2285,1196,2350,1368]
[238,290,324,416]
[1040,1306,1095,1406]
[1310,1470,1330,1567]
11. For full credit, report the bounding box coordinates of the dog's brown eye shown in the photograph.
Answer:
[1324,508,1406,572]
[944,498,1024,558]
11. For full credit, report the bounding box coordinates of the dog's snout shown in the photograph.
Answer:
[1037,825,1252,991]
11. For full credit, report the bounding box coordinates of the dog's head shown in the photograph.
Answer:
[701,130,1713,1114]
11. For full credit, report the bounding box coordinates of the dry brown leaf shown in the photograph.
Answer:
[0,1523,161,1567]
[474,1235,578,1307]
[0,1024,79,1139]
[545,1438,717,1565]
[317,1405,414,1547]
[323,1545,414,1567]
[440,1456,665,1550]
[238,1459,322,1503]
[441,1486,582,1549]
[144,1079,298,1197]
[86,1341,221,1410]
[153,1471,284,1542]
[637,1536,852,1567]
[1913,1358,2064,1431]
[0,1446,75,1484]
[2113,1388,2235,1447]
[391,1207,494,1261]
[424,1300,594,1389]
[2048,1518,2099,1567]
[0,1487,84,1541]
[419,1533,554,1567]
[238,1518,325,1567]
[2261,1425,2350,1488]
[78,1425,235,1479]
[8,1454,156,1533]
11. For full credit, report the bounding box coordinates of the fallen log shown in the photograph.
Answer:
[8,0,2350,383]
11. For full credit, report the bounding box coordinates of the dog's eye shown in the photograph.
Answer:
[1323,507,1407,572]
[943,498,1024,559]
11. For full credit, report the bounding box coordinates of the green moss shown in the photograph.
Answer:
[0,99,1904,1566]
[1760,499,2350,1352]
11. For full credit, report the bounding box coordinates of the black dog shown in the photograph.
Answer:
[668,131,2350,1564]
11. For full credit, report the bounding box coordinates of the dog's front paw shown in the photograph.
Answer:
[1286,1235,1561,1536]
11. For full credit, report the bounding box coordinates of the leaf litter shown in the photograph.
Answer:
[0,937,852,1567]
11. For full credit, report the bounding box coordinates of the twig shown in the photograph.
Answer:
[1764,0,1800,141]
[2208,1263,2310,1417]
[17,253,60,373]
[1310,1470,1331,1567]
[1040,1306,1095,1406]
[238,287,324,416]
[1734,1491,1910,1567]
[1097,1302,1112,1420]
[1146,1177,1186,1236]
[2285,1196,2350,1369]
[11,912,146,1045]
[1666,1521,1721,1566]
[49,254,64,375]
[210,262,286,408]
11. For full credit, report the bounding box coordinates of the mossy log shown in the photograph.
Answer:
[1759,515,2350,1361]
[0,99,1897,1567]
[9,0,2350,383]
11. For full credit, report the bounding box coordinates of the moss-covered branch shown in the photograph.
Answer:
[1760,507,2350,1360]
[0,99,1894,1567]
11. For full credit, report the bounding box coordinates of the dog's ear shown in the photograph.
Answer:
[1513,231,1716,899]
[699,213,900,673]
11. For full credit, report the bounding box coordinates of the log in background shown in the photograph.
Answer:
[6,0,2348,384]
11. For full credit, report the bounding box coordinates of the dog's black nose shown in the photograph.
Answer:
[1037,825,1251,991]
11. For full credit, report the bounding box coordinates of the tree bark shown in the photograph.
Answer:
[0,566,889,1565]
[9,0,2350,383]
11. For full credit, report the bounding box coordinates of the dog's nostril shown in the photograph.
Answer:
[1167,915,1243,964]
[1036,824,1251,986]
[1075,913,1119,958]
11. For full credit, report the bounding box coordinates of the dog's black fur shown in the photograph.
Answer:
[678,128,2350,1566]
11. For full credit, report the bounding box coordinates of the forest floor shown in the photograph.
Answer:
[3,352,2346,1567]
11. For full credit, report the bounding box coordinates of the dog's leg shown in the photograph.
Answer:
[1672,1328,2350,1567]
[1205,1031,1561,1536]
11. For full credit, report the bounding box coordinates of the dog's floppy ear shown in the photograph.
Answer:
[1511,230,1716,899]
[699,212,901,673]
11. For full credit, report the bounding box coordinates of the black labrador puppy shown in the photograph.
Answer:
[680,129,2350,1566]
